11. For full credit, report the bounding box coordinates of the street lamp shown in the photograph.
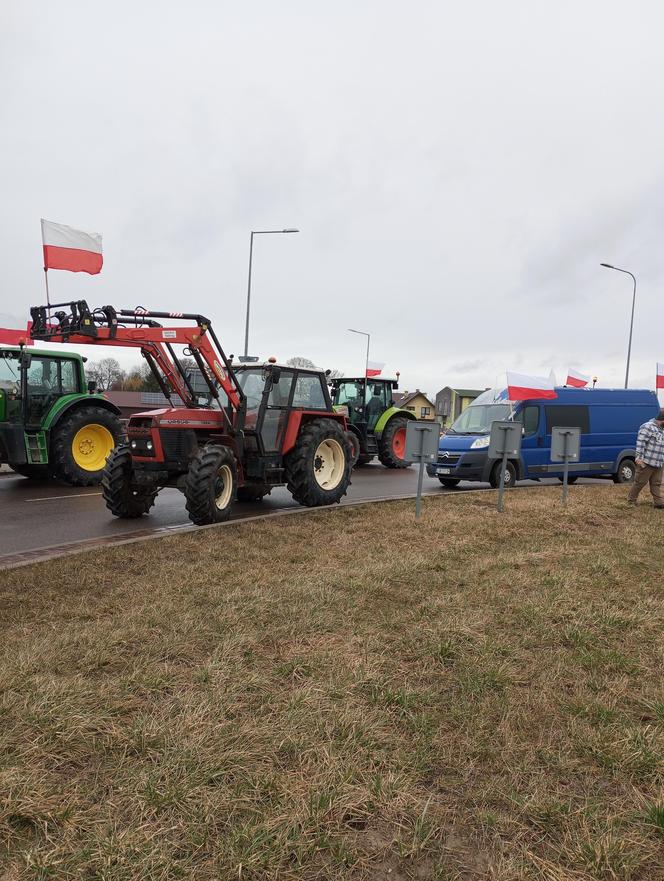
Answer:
[600,263,637,388]
[348,327,371,403]
[243,228,299,358]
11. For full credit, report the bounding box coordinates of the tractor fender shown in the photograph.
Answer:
[282,410,347,455]
[374,406,416,436]
[42,394,122,431]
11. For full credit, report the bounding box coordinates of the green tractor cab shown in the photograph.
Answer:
[330,376,415,468]
[0,346,122,484]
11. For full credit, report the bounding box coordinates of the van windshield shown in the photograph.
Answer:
[448,403,511,435]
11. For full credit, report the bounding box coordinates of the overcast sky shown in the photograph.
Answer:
[2,1,664,396]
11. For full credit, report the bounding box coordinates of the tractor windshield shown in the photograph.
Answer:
[23,356,81,428]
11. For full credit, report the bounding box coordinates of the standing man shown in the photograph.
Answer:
[628,410,664,507]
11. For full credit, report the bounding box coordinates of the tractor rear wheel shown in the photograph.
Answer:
[285,418,351,507]
[344,431,361,468]
[377,416,411,469]
[10,464,50,480]
[102,446,157,518]
[51,405,123,486]
[184,444,238,525]
[236,483,271,502]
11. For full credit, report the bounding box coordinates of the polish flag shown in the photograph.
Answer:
[506,371,557,400]
[566,368,590,388]
[41,219,103,274]
[366,360,385,377]
[656,363,664,390]
[0,327,34,346]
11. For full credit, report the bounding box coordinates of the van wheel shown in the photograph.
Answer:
[613,459,636,484]
[567,476,578,485]
[439,478,460,487]
[489,460,516,489]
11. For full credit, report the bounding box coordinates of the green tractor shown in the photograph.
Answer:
[0,345,123,484]
[330,376,415,468]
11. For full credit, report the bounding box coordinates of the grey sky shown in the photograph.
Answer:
[2,1,664,396]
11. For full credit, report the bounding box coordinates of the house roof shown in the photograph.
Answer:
[453,388,485,398]
[395,390,435,407]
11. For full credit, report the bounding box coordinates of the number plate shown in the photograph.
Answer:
[436,467,451,475]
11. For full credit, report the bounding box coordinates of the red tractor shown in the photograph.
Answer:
[29,301,352,525]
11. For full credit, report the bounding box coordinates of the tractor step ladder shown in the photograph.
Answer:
[25,431,48,464]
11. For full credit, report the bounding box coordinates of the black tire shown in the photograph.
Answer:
[355,454,373,466]
[439,478,460,487]
[236,483,271,502]
[489,460,517,489]
[613,458,636,484]
[377,416,411,469]
[567,476,578,485]
[51,405,123,486]
[9,464,51,480]
[284,418,351,507]
[184,444,238,525]
[101,446,157,518]
[345,431,361,468]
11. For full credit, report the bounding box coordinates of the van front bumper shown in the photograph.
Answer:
[426,450,492,482]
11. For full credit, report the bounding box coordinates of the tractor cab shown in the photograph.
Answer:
[330,376,414,468]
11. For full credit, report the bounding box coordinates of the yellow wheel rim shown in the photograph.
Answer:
[71,424,115,472]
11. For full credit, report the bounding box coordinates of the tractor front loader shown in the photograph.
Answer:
[29,300,352,525]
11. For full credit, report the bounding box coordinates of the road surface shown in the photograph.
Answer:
[0,466,606,567]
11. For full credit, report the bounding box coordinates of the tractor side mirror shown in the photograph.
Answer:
[87,379,97,394]
[270,366,281,384]
[21,352,32,369]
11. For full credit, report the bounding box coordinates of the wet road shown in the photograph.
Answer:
[0,466,607,567]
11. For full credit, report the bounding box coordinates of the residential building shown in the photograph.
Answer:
[393,390,436,421]
[435,387,486,429]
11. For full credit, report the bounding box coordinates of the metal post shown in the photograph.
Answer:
[243,232,254,358]
[625,273,636,389]
[44,267,51,307]
[364,332,370,408]
[415,427,425,518]
[600,264,636,389]
[561,431,570,506]
[497,440,508,513]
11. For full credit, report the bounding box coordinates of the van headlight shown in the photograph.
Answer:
[470,436,490,449]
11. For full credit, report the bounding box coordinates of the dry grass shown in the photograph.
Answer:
[1,486,663,880]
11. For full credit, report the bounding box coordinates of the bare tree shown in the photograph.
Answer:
[286,356,316,369]
[87,358,125,391]
[327,368,343,379]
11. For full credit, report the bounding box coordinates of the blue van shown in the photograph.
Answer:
[427,386,659,488]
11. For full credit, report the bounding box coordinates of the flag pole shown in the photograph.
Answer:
[364,332,370,404]
[44,267,51,307]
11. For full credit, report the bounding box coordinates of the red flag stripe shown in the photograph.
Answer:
[43,244,103,275]
[0,327,34,346]
[566,375,588,388]
[507,384,558,400]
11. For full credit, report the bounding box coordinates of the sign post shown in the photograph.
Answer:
[551,426,581,506]
[488,420,522,513]
[405,420,439,518]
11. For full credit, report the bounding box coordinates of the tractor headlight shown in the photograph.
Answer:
[146,441,153,451]
[130,440,137,449]
[470,436,490,449]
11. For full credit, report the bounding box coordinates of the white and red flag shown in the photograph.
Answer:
[0,327,33,346]
[656,363,664,390]
[41,219,103,274]
[506,371,557,400]
[366,360,385,378]
[566,368,590,388]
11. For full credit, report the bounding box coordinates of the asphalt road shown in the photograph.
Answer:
[0,465,440,565]
[0,466,606,567]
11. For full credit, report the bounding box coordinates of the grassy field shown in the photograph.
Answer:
[1,486,663,880]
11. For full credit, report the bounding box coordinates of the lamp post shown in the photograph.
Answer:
[348,327,370,404]
[600,263,636,389]
[243,228,299,359]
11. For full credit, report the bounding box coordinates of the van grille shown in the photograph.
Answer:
[437,453,461,465]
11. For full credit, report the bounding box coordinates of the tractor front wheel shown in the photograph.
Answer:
[102,446,157,518]
[184,445,238,525]
[285,418,351,507]
[377,417,411,469]
[344,431,361,468]
[52,406,123,486]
